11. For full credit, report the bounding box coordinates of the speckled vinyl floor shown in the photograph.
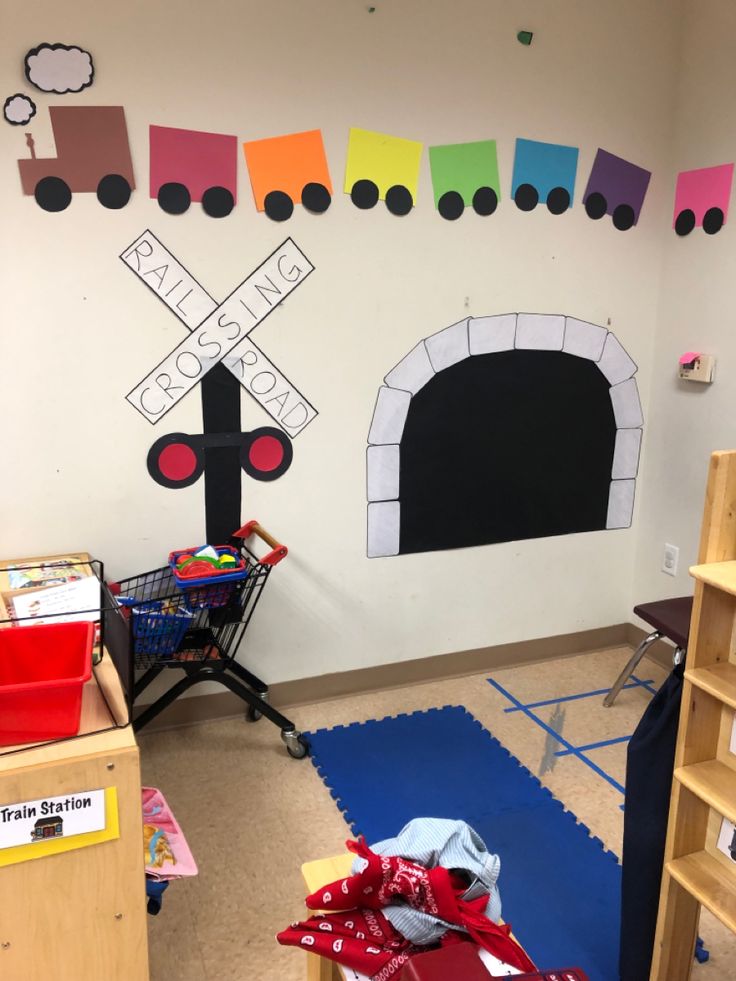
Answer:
[139,647,736,980]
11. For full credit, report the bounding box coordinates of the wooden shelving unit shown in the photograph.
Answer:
[651,451,736,979]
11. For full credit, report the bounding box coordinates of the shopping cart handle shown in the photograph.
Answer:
[232,521,288,566]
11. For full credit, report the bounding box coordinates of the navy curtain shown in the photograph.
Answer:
[619,662,684,980]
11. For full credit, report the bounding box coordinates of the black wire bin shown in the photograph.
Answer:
[110,521,309,759]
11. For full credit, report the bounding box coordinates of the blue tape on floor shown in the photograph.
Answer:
[503,678,655,713]
[555,734,632,757]
[630,674,658,696]
[489,679,626,795]
[307,706,621,981]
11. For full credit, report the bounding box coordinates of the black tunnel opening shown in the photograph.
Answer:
[398,349,617,554]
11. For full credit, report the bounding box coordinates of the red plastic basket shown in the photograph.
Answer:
[0,621,94,746]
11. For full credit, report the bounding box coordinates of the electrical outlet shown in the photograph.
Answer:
[662,543,679,577]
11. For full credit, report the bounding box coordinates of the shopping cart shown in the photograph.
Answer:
[111,521,309,759]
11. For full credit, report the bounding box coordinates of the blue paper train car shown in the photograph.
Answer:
[511,138,579,214]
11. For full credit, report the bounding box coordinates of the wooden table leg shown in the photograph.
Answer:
[306,950,341,981]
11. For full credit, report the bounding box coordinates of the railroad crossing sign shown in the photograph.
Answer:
[120,231,317,435]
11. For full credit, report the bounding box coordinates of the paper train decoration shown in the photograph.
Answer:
[366,313,643,557]
[244,129,332,221]
[150,125,238,218]
[3,93,36,126]
[17,106,134,212]
[14,107,733,234]
[24,43,94,95]
[673,163,734,236]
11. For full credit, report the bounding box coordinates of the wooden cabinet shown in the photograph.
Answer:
[0,726,150,981]
[651,451,736,979]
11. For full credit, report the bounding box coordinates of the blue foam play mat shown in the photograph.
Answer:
[306,705,621,981]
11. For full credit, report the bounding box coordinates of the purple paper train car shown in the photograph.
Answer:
[583,149,651,231]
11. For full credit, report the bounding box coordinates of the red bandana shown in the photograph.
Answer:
[303,837,536,973]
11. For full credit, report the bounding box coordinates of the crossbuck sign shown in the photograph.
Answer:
[121,232,317,436]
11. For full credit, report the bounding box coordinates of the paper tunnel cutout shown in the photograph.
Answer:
[24,43,94,94]
[367,314,643,557]
[4,93,36,125]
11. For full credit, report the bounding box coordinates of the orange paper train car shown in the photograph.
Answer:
[243,129,332,221]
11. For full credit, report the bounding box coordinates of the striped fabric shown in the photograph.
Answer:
[351,817,502,945]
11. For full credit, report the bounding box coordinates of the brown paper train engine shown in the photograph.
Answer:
[18,106,135,212]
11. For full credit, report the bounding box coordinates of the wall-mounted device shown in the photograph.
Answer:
[678,351,715,383]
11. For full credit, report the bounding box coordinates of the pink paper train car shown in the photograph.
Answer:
[149,125,238,219]
[243,129,333,222]
[673,163,734,236]
[583,149,651,231]
[18,106,135,212]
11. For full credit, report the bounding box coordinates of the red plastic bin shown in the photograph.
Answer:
[0,621,94,746]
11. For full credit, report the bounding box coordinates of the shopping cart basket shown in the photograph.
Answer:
[110,521,308,759]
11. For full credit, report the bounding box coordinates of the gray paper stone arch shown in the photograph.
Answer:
[366,313,643,557]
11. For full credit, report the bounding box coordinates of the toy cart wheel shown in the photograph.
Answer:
[246,705,262,723]
[584,191,607,220]
[202,186,235,218]
[514,182,538,211]
[97,174,132,209]
[34,176,71,212]
[158,182,191,215]
[350,179,379,209]
[302,182,331,214]
[703,206,724,235]
[264,190,294,222]
[438,190,464,220]
[472,186,498,216]
[546,186,570,215]
[612,203,635,231]
[385,184,413,216]
[675,208,696,236]
[281,730,310,759]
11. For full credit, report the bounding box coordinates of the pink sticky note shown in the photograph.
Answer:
[673,163,734,227]
[679,352,701,365]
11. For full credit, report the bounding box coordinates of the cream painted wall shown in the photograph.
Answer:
[632,0,736,611]
[0,1,680,688]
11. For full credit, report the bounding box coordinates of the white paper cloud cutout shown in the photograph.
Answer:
[25,43,94,94]
[3,93,36,125]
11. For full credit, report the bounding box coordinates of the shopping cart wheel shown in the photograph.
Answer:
[246,689,269,722]
[281,730,310,759]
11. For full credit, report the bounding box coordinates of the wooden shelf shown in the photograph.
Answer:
[686,663,736,709]
[690,560,736,596]
[675,760,736,824]
[667,851,736,933]
[652,452,736,979]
